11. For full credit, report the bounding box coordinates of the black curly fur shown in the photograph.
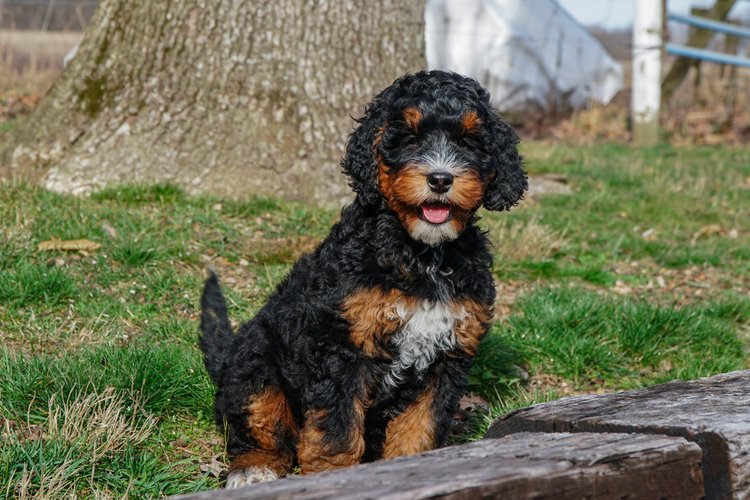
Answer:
[200,70,527,480]
[199,270,233,383]
[342,71,526,210]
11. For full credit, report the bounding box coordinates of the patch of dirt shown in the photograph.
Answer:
[526,174,572,199]
[198,253,257,290]
[608,260,750,306]
[1,418,46,443]
[528,372,611,398]
[241,234,321,265]
[493,279,533,320]
[0,94,40,120]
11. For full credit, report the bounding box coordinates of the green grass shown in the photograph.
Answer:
[0,345,218,496]
[492,143,750,281]
[0,119,15,135]
[499,287,746,387]
[0,143,749,495]
[0,262,76,308]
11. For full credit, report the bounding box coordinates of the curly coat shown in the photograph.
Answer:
[200,70,527,488]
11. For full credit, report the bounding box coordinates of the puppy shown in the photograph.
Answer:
[200,70,526,488]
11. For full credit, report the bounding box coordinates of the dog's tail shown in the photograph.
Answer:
[199,270,233,384]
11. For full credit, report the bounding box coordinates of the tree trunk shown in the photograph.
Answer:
[1,0,426,207]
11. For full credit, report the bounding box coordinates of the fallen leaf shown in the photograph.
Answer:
[101,221,119,239]
[692,224,724,240]
[20,424,46,442]
[171,438,188,448]
[640,228,656,241]
[610,280,633,296]
[459,393,489,412]
[38,238,101,252]
[200,455,225,478]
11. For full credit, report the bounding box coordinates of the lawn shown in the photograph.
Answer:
[1,143,749,497]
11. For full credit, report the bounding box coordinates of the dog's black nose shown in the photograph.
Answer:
[427,172,454,193]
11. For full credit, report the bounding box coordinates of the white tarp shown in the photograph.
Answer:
[425,0,624,112]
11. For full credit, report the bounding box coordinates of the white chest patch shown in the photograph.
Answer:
[384,300,467,388]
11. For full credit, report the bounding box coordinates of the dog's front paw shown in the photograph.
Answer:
[225,467,278,489]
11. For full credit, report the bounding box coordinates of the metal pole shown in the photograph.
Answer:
[631,0,663,146]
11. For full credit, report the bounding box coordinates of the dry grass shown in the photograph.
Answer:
[663,62,750,146]
[46,387,155,454]
[0,29,81,95]
[11,387,156,500]
[531,62,750,146]
[14,459,79,500]
[490,216,568,262]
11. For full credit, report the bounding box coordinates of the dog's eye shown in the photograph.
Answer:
[397,133,419,148]
[457,134,489,155]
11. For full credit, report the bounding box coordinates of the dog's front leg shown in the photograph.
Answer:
[382,356,472,458]
[381,385,437,458]
[297,396,366,474]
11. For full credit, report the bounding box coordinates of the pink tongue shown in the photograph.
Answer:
[421,204,451,224]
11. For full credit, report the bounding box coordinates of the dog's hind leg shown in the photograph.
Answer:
[225,387,298,488]
[297,395,366,474]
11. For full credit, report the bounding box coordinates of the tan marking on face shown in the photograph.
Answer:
[450,170,485,211]
[461,110,482,133]
[382,387,436,458]
[391,166,431,206]
[298,400,366,474]
[447,171,487,235]
[402,107,422,131]
[378,160,423,234]
[454,299,493,355]
[342,287,413,357]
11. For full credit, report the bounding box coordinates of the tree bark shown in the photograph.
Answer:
[1,0,426,207]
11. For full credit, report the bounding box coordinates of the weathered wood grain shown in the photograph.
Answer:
[174,432,702,499]
[487,370,750,500]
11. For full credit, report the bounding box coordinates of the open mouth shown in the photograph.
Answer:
[419,202,452,224]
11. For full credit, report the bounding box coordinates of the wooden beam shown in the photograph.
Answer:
[173,432,702,499]
[487,370,750,500]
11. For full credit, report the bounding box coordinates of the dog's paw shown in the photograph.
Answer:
[225,467,278,488]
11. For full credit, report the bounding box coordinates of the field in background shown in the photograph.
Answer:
[0,29,81,118]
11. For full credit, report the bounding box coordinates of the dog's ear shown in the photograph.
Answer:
[342,73,412,207]
[482,107,527,211]
[341,101,389,207]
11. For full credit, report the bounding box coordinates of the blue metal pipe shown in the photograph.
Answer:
[667,13,750,39]
[666,43,750,67]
